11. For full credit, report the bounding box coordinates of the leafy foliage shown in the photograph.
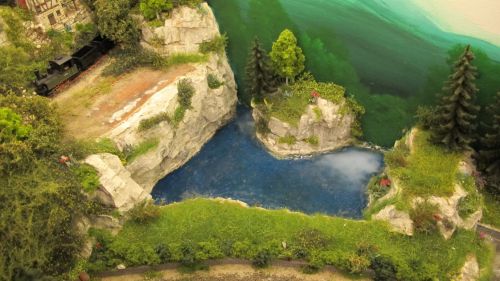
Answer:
[0,94,92,280]
[0,107,31,142]
[140,0,173,20]
[431,45,480,151]
[207,74,224,89]
[178,79,195,108]
[72,164,100,193]
[199,34,228,54]
[94,0,140,46]
[270,29,305,84]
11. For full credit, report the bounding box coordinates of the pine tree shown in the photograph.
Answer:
[245,38,276,102]
[479,92,500,194]
[431,45,480,151]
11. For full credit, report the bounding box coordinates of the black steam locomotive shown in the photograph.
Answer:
[34,35,114,96]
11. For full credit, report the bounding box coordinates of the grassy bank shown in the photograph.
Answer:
[482,193,500,229]
[88,199,492,280]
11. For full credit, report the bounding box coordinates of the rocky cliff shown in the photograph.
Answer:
[370,128,482,239]
[253,97,355,158]
[86,4,237,205]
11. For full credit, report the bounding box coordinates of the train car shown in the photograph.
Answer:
[34,35,115,96]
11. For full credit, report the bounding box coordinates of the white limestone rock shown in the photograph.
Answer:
[84,153,151,211]
[253,98,354,157]
[373,205,414,236]
[455,255,479,281]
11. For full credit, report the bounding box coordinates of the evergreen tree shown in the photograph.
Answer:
[431,45,480,151]
[245,38,276,102]
[479,92,500,194]
[270,29,305,86]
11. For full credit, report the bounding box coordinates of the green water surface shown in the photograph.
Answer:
[208,0,500,147]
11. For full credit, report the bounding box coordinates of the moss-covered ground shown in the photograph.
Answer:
[88,199,493,280]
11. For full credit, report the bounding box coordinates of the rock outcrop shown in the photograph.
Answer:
[142,3,220,55]
[456,255,480,281]
[85,153,151,211]
[110,53,237,192]
[253,97,355,157]
[106,4,237,193]
[370,128,482,239]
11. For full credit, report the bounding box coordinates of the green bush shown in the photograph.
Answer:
[177,79,195,108]
[410,201,439,234]
[305,135,319,146]
[72,164,100,193]
[384,146,408,168]
[278,135,297,145]
[207,73,224,89]
[127,201,161,224]
[199,34,228,54]
[171,106,187,127]
[371,255,398,281]
[138,112,170,132]
[155,243,171,263]
[252,248,272,268]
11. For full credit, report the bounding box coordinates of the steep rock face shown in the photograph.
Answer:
[253,98,354,157]
[84,153,151,211]
[142,3,220,55]
[110,53,237,192]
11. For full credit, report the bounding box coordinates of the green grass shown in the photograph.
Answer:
[90,199,493,280]
[482,193,500,228]
[125,138,159,163]
[278,135,297,145]
[269,80,348,126]
[305,135,319,146]
[457,175,483,219]
[138,112,171,132]
[388,130,463,201]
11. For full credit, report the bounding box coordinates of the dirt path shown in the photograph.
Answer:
[99,260,369,281]
[52,59,194,139]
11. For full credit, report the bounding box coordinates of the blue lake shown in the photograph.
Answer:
[152,107,384,218]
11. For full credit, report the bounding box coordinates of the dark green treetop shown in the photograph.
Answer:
[431,45,480,151]
[245,38,277,102]
[479,92,500,193]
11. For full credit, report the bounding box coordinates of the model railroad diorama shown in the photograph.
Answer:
[34,35,114,96]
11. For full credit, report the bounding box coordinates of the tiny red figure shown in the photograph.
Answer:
[310,90,320,104]
[379,178,391,188]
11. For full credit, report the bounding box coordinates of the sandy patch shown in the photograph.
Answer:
[101,263,368,281]
[411,0,500,46]
[52,58,194,139]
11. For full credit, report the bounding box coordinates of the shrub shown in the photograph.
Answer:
[127,201,161,224]
[171,106,187,127]
[343,253,371,274]
[155,243,171,263]
[72,164,100,193]
[278,135,297,145]
[458,193,482,218]
[138,112,170,132]
[295,229,331,250]
[199,34,228,54]
[180,242,197,266]
[410,201,439,234]
[177,79,195,108]
[305,135,319,146]
[367,175,392,201]
[371,255,398,281]
[207,73,224,89]
[385,146,408,168]
[255,118,270,135]
[252,248,272,268]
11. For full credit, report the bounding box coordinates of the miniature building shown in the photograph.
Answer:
[15,0,88,31]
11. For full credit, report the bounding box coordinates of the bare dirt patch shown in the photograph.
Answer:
[100,264,368,281]
[52,58,194,139]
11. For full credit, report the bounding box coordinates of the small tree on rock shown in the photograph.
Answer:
[431,45,480,151]
[479,92,500,194]
[245,38,276,102]
[270,29,305,86]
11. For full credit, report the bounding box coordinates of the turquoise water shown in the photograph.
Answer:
[208,0,500,147]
